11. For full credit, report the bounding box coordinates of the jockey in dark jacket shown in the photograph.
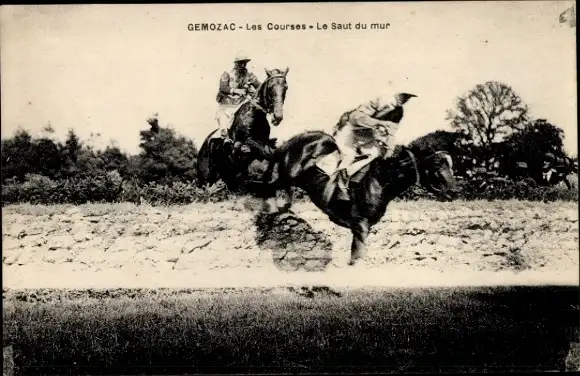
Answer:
[215,53,261,141]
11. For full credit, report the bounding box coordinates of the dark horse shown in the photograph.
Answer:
[259,130,459,265]
[197,68,289,192]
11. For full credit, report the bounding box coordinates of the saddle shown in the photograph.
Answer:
[317,144,382,203]
[315,143,381,179]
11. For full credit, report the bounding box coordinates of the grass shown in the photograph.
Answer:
[2,173,578,206]
[2,196,576,216]
[3,287,578,373]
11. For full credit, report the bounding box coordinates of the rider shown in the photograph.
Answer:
[330,92,417,201]
[216,53,262,143]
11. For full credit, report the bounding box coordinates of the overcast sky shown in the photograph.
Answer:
[1,2,577,156]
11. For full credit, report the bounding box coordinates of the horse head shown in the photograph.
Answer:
[258,67,289,126]
[392,143,459,200]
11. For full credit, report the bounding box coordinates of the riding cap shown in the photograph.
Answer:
[395,93,418,105]
[234,53,251,63]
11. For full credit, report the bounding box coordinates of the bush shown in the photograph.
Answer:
[2,172,577,206]
[2,174,232,206]
[118,180,230,205]
[396,177,578,202]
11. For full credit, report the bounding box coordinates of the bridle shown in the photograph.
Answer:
[387,149,451,187]
[246,74,287,114]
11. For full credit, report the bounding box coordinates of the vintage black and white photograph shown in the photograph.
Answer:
[2,1,579,374]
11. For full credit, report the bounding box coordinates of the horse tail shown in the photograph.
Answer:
[196,129,220,187]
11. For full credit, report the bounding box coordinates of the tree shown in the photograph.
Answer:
[98,145,130,176]
[41,122,56,139]
[33,137,63,179]
[1,128,35,183]
[446,81,529,161]
[499,119,569,183]
[60,129,83,177]
[137,114,198,184]
[1,127,64,182]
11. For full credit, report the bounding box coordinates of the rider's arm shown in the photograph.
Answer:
[219,72,232,95]
[246,73,261,93]
[221,72,247,96]
[349,110,398,130]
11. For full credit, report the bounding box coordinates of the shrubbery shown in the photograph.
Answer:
[398,177,577,202]
[1,173,232,206]
[1,113,577,206]
[2,172,576,206]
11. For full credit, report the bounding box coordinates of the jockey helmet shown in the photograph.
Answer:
[234,53,251,63]
[395,93,418,106]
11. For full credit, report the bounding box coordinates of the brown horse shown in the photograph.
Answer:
[197,68,289,192]
[258,130,459,265]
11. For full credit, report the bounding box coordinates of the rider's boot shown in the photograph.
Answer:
[220,127,234,146]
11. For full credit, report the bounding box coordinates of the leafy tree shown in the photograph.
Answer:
[137,114,198,184]
[498,119,569,183]
[60,129,83,177]
[1,127,64,182]
[34,137,63,179]
[41,123,56,139]
[446,81,529,166]
[97,144,130,176]
[124,155,144,182]
[1,128,35,183]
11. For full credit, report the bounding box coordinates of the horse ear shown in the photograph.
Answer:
[265,68,272,77]
[284,67,289,76]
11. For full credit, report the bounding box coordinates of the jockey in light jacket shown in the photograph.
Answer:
[216,54,262,140]
[331,92,417,201]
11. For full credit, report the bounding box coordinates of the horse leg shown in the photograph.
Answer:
[349,217,370,265]
[238,165,250,193]
[277,188,293,214]
[565,177,572,190]
[260,158,282,214]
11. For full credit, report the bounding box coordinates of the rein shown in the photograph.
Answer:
[247,74,286,114]
[407,149,420,186]
[391,149,449,186]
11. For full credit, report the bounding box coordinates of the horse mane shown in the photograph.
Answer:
[253,68,287,106]
[403,130,461,156]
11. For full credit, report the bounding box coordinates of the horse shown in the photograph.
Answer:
[258,130,459,265]
[196,67,289,192]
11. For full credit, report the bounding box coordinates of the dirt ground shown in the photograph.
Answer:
[2,198,578,289]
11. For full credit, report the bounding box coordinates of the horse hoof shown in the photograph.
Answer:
[277,204,292,214]
[261,199,279,215]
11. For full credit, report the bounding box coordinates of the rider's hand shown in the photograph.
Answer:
[232,88,246,95]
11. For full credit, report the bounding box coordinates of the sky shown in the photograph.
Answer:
[1,2,577,156]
